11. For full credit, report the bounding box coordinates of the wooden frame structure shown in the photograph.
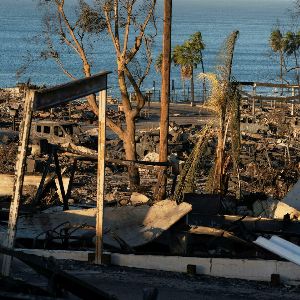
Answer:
[1,71,110,276]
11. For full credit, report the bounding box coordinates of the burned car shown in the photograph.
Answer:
[31,120,92,147]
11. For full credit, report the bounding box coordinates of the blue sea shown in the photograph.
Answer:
[0,0,295,98]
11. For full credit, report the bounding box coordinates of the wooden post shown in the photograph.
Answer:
[291,88,295,116]
[65,158,77,200]
[252,84,256,116]
[1,90,35,276]
[53,147,69,211]
[95,89,107,265]
[157,0,172,200]
[33,153,53,205]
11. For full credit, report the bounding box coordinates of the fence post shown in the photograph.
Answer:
[291,87,295,116]
[252,84,256,116]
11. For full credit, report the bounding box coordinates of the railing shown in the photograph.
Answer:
[128,88,207,103]
[238,82,300,116]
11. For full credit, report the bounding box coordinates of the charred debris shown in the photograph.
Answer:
[1,79,300,297]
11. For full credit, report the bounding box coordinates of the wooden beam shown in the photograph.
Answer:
[187,214,300,236]
[53,148,68,211]
[0,173,69,198]
[65,158,77,200]
[33,153,53,204]
[1,90,35,276]
[34,71,110,111]
[59,147,170,169]
[188,226,250,246]
[95,89,107,265]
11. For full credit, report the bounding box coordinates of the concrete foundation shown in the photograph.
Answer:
[17,249,300,284]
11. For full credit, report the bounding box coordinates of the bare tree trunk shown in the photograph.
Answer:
[190,66,195,106]
[123,115,140,189]
[280,52,284,95]
[226,31,239,82]
[86,94,99,116]
[200,52,206,101]
[182,78,186,101]
[83,64,100,116]
[213,122,225,194]
[88,93,140,190]
[118,71,141,190]
[294,52,299,85]
[157,0,172,200]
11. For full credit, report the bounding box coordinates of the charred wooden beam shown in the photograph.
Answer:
[34,71,111,111]
[187,214,300,236]
[61,150,170,170]
[108,158,170,169]
[53,148,68,211]
[188,226,250,246]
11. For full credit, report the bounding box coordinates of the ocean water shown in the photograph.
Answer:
[0,0,294,97]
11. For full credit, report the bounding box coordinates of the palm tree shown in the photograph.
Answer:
[187,32,206,101]
[173,44,189,100]
[283,31,300,85]
[199,31,240,196]
[173,32,205,106]
[269,29,286,86]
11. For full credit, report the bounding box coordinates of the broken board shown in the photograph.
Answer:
[0,174,69,197]
[5,200,192,249]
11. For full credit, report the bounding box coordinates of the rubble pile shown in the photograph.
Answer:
[3,86,300,293]
[0,142,17,173]
[238,106,300,199]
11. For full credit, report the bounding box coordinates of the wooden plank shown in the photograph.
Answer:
[95,89,107,265]
[54,178,71,203]
[187,214,300,236]
[53,148,68,211]
[34,71,110,111]
[9,201,192,249]
[60,148,170,169]
[1,90,35,276]
[0,173,70,197]
[65,159,77,200]
[32,153,52,204]
[188,226,250,246]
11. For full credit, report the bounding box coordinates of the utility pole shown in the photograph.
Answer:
[158,0,172,200]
